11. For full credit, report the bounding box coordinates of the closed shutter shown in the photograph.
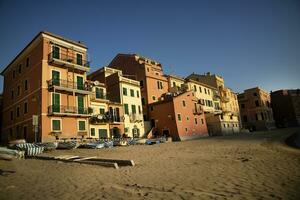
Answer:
[53,46,60,59]
[77,76,84,90]
[52,93,60,112]
[78,96,84,114]
[52,70,60,86]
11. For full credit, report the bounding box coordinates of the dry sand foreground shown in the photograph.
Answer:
[0,128,300,200]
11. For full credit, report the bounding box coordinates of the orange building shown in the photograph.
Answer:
[1,31,92,142]
[108,54,169,121]
[149,90,208,141]
[238,87,275,131]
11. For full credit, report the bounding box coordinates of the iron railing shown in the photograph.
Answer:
[48,105,93,115]
[193,107,203,115]
[89,114,124,124]
[90,93,107,101]
[48,51,90,68]
[47,79,92,92]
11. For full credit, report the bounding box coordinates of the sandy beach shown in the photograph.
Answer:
[0,128,300,200]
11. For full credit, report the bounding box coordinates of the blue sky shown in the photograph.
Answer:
[0,0,299,93]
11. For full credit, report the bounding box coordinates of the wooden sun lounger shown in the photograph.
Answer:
[33,155,134,169]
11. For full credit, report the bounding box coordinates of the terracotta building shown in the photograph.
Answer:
[238,87,275,131]
[187,72,240,135]
[108,54,169,123]
[271,89,300,127]
[149,90,208,141]
[1,31,92,142]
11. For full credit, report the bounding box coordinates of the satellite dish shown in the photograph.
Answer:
[97,115,103,120]
[94,81,100,86]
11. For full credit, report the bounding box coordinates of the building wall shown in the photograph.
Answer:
[271,89,300,127]
[1,35,44,142]
[238,87,275,131]
[150,91,208,141]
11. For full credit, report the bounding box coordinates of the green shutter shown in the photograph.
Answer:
[77,96,84,114]
[98,129,108,138]
[53,46,60,59]
[130,89,134,97]
[123,88,127,96]
[96,88,104,99]
[52,120,61,131]
[131,105,136,114]
[91,128,95,136]
[77,76,84,90]
[76,54,83,65]
[124,104,129,115]
[52,70,60,86]
[79,121,86,131]
[52,93,60,112]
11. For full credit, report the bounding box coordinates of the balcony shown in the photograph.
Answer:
[221,96,230,103]
[48,51,90,72]
[129,114,143,123]
[193,107,203,115]
[47,79,92,95]
[213,91,221,100]
[48,105,93,117]
[89,114,110,124]
[90,93,108,102]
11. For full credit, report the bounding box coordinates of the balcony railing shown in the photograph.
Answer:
[193,107,203,115]
[89,114,124,124]
[129,113,143,123]
[90,93,107,101]
[48,51,90,70]
[48,105,93,116]
[47,79,92,92]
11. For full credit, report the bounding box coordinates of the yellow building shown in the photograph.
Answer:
[88,81,110,139]
[89,67,145,138]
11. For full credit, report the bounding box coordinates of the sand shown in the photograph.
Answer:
[0,128,300,200]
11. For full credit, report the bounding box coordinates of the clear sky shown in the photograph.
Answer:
[0,0,299,93]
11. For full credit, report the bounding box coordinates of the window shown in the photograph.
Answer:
[253,92,257,96]
[76,53,83,65]
[124,104,129,115]
[199,86,202,93]
[185,128,188,132]
[150,106,153,111]
[177,114,182,121]
[140,80,144,88]
[52,93,60,113]
[53,46,60,59]
[157,81,163,89]
[13,70,16,79]
[23,126,27,139]
[193,85,197,92]
[230,115,233,120]
[24,80,28,90]
[152,96,156,101]
[194,118,198,124]
[52,119,61,131]
[208,89,210,95]
[255,100,259,107]
[142,98,145,105]
[18,64,22,74]
[138,106,141,114]
[182,100,186,107]
[17,86,21,96]
[24,102,28,114]
[223,124,226,128]
[26,58,29,67]
[261,112,264,120]
[186,116,189,121]
[131,105,136,114]
[220,114,224,120]
[130,89,135,97]
[99,108,105,114]
[16,107,20,117]
[78,121,86,131]
[91,128,95,136]
[173,82,176,87]
[123,88,127,96]
[204,88,207,94]
[10,111,13,120]
[96,88,104,99]
[201,119,204,124]
[136,91,140,98]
